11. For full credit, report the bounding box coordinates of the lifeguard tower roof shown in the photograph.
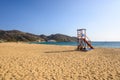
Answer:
[77,29,86,31]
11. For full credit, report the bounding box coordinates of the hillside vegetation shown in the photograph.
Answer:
[0,30,77,42]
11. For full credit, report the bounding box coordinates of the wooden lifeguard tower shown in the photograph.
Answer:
[77,29,94,51]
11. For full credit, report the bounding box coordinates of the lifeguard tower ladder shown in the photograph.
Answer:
[77,29,94,51]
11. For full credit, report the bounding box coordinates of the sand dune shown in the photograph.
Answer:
[0,42,120,80]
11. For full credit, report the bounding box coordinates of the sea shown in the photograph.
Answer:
[30,41,120,48]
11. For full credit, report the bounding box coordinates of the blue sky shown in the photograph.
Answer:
[0,0,120,41]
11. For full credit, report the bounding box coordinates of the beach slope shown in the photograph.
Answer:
[0,42,120,80]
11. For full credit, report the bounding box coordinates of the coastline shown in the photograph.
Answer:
[0,42,120,79]
[30,41,120,48]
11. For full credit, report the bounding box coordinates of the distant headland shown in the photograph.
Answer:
[0,30,77,42]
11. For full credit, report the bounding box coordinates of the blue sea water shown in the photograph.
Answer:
[30,42,120,48]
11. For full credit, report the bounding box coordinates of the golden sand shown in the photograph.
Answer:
[0,42,120,80]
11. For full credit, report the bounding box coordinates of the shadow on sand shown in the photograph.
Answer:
[45,50,77,53]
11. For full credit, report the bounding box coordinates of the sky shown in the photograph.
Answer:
[0,0,120,41]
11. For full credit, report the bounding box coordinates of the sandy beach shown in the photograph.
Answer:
[0,42,120,80]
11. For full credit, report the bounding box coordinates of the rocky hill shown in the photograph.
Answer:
[0,30,42,42]
[47,34,77,42]
[0,30,77,42]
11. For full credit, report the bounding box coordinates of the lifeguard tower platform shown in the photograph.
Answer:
[77,29,94,51]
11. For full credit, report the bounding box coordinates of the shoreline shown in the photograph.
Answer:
[29,41,120,49]
[1,42,120,49]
